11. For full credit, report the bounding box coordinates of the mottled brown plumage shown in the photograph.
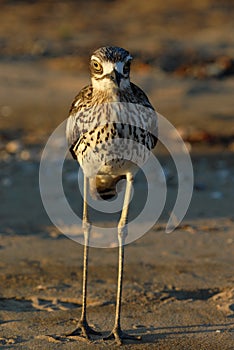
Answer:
[66,71,157,199]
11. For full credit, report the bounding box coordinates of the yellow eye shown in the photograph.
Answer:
[91,60,103,73]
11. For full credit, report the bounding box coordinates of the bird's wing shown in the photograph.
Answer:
[130,82,154,110]
[130,83,158,149]
[66,85,93,157]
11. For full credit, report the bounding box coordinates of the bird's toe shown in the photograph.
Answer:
[103,327,141,345]
[66,321,101,340]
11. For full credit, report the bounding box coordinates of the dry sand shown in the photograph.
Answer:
[0,1,234,349]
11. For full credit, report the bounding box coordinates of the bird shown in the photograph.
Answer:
[66,46,157,345]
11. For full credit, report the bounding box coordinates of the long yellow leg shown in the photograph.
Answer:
[104,173,141,345]
[80,175,91,328]
[67,176,101,339]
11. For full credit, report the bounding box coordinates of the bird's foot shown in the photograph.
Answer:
[66,319,101,340]
[104,327,141,345]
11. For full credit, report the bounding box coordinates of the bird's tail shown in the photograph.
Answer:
[89,175,125,200]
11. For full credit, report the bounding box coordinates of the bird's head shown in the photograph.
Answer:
[90,46,132,91]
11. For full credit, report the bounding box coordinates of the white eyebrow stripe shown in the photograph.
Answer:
[91,55,101,62]
[91,54,132,65]
[90,58,130,75]
[102,61,115,74]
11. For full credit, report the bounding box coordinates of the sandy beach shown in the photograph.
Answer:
[0,1,234,349]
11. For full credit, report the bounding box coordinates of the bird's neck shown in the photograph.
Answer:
[92,86,122,103]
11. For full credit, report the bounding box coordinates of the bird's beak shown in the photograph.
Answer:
[110,69,123,87]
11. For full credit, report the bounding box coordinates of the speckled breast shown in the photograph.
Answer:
[70,102,157,177]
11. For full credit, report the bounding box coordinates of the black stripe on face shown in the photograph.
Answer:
[92,74,110,81]
[92,73,129,84]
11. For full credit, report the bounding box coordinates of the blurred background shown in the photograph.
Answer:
[0,0,234,233]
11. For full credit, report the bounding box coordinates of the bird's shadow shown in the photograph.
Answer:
[100,322,234,345]
[40,321,234,347]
